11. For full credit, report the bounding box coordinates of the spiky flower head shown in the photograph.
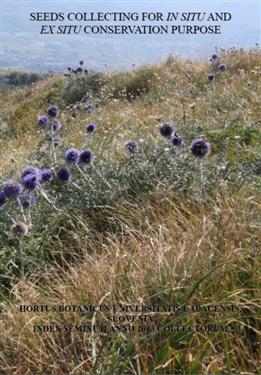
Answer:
[3,180,22,198]
[41,169,53,183]
[79,150,95,165]
[159,123,174,138]
[124,140,139,154]
[11,221,28,236]
[51,120,62,132]
[86,122,96,133]
[64,148,80,164]
[76,67,83,73]
[21,174,40,191]
[0,191,6,206]
[47,105,59,118]
[56,167,72,182]
[21,166,41,180]
[208,74,216,82]
[219,63,227,72]
[171,134,184,147]
[18,193,36,209]
[79,60,84,66]
[37,115,49,129]
[190,139,211,158]
[211,53,218,60]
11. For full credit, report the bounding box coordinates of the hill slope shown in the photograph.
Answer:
[0,49,260,374]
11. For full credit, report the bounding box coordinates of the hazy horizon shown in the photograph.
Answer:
[1,0,260,72]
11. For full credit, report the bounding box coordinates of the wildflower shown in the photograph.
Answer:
[211,53,218,60]
[68,67,72,71]
[18,193,36,209]
[171,134,184,147]
[190,139,211,158]
[51,120,62,132]
[21,166,40,180]
[56,167,72,182]
[11,221,28,236]
[3,180,22,198]
[41,168,53,183]
[159,123,174,138]
[86,122,96,133]
[47,105,59,118]
[53,137,62,147]
[76,67,83,73]
[208,74,215,82]
[219,63,227,72]
[79,60,84,66]
[37,115,49,129]
[79,150,94,165]
[21,174,40,191]
[124,140,139,154]
[64,148,80,164]
[0,191,6,206]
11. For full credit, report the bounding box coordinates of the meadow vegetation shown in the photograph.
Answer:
[0,49,260,374]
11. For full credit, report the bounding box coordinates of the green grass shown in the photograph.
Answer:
[0,48,260,374]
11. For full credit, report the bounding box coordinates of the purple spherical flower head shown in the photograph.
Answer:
[211,53,218,60]
[18,193,36,209]
[41,168,53,183]
[3,180,22,198]
[159,123,174,138]
[37,115,49,129]
[190,139,211,158]
[208,74,215,82]
[77,67,83,73]
[47,105,59,118]
[21,174,40,191]
[51,120,62,132]
[219,63,227,72]
[79,150,95,165]
[56,167,72,182]
[79,60,84,66]
[124,140,139,154]
[0,191,6,206]
[86,122,96,133]
[21,166,41,180]
[171,134,184,147]
[64,148,80,164]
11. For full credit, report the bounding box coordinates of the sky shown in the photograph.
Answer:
[0,0,260,72]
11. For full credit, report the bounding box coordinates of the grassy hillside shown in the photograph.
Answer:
[0,49,260,374]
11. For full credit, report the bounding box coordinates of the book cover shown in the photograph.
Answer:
[0,1,260,374]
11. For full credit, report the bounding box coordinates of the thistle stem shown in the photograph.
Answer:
[92,164,112,190]
[75,164,96,191]
[17,197,27,223]
[38,186,61,212]
[50,121,57,166]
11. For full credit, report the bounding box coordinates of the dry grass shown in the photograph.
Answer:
[0,49,260,374]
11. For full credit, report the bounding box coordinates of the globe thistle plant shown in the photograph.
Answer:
[18,193,36,209]
[219,63,227,72]
[37,115,49,129]
[21,174,40,191]
[56,167,72,183]
[86,122,96,134]
[41,168,53,183]
[159,123,174,138]
[171,134,184,147]
[79,150,95,165]
[47,105,59,118]
[124,140,139,154]
[190,139,211,158]
[21,166,41,180]
[3,180,22,198]
[64,148,80,164]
